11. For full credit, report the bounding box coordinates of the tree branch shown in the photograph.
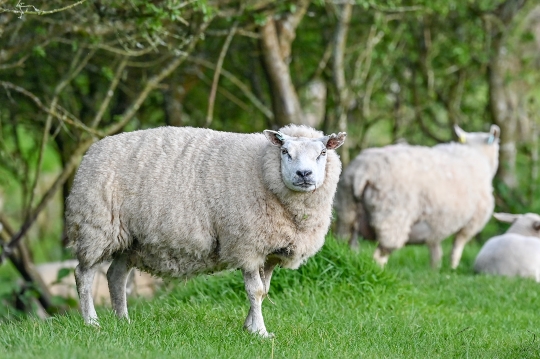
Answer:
[187,56,274,120]
[91,58,128,129]
[0,81,104,136]
[0,18,214,266]
[0,0,88,17]
[27,48,94,214]
[259,14,304,125]
[205,21,238,127]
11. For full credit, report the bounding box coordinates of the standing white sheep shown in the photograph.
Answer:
[474,212,540,281]
[66,125,345,337]
[334,125,500,269]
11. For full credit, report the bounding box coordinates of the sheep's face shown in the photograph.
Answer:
[264,130,346,192]
[494,212,540,238]
[454,124,501,146]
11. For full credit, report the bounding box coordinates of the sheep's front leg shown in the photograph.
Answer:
[107,253,132,321]
[242,268,273,338]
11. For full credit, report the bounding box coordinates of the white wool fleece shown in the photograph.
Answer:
[66,125,344,276]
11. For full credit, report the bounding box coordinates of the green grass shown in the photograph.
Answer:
[1,237,540,359]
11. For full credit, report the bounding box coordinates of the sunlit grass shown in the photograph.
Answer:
[1,236,539,358]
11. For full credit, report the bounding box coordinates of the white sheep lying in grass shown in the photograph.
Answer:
[474,212,540,281]
[334,125,500,269]
[66,125,345,337]
[36,260,159,304]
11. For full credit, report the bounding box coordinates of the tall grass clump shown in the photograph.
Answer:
[162,235,395,306]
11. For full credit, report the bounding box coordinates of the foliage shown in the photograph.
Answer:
[0,0,539,319]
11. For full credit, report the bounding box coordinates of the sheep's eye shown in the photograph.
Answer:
[281,149,288,155]
[321,149,327,156]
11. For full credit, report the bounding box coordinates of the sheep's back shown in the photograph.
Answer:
[474,234,540,281]
[354,144,494,239]
[66,127,268,272]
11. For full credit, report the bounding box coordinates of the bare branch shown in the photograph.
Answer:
[0,137,94,265]
[187,56,274,120]
[276,0,310,60]
[55,38,156,57]
[205,21,238,127]
[0,81,103,137]
[27,49,94,212]
[207,28,259,39]
[0,0,88,17]
[0,55,29,70]
[369,4,424,13]
[106,21,213,136]
[91,58,128,129]
[313,41,333,80]
[198,72,250,112]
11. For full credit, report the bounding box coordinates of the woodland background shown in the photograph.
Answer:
[0,0,539,317]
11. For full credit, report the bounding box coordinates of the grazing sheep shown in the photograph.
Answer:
[334,125,500,269]
[66,125,345,337]
[474,212,540,281]
[36,260,159,305]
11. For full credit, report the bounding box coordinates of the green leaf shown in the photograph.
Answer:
[101,66,114,81]
[32,46,46,58]
[56,267,72,282]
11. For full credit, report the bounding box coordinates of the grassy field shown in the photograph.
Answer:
[0,237,539,359]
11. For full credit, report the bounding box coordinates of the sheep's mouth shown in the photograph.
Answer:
[293,181,315,189]
[294,181,315,192]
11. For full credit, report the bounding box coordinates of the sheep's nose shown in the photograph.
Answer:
[296,170,312,178]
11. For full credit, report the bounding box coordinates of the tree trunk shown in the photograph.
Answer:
[0,216,57,315]
[488,0,529,189]
[332,2,353,166]
[258,1,309,127]
[259,18,304,126]
[299,79,327,129]
[488,51,519,188]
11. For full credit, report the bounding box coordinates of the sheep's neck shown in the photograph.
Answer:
[477,144,499,178]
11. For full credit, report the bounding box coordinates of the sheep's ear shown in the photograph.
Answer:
[454,125,467,144]
[322,132,347,150]
[264,130,287,146]
[487,124,501,144]
[493,212,520,223]
[490,124,501,138]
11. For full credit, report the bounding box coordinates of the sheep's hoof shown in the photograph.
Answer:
[258,330,275,339]
[85,318,100,328]
[349,243,360,252]
[245,325,275,338]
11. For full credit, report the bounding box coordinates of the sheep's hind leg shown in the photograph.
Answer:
[450,232,472,270]
[107,253,132,321]
[428,242,443,269]
[373,245,393,267]
[242,268,273,338]
[372,219,409,267]
[261,258,280,297]
[75,264,99,326]
[348,230,360,251]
